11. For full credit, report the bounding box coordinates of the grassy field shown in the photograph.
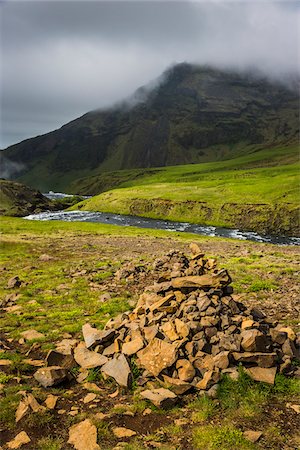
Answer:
[0,216,299,449]
[71,145,300,236]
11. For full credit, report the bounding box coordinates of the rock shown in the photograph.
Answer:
[240,329,268,352]
[213,351,230,369]
[241,319,255,330]
[221,367,239,380]
[141,388,177,408]
[55,338,78,355]
[82,323,115,349]
[34,366,68,387]
[46,350,75,369]
[45,394,58,409]
[232,352,277,368]
[282,339,298,359]
[176,359,195,382]
[196,370,220,390]
[189,243,202,255]
[20,329,45,340]
[7,431,31,449]
[163,375,192,395]
[112,427,137,438]
[68,419,100,450]
[137,338,178,377]
[278,327,296,341]
[171,270,231,289]
[83,393,97,403]
[245,366,277,384]
[39,254,53,261]
[83,382,102,392]
[101,354,132,388]
[7,276,22,289]
[286,403,300,414]
[122,337,144,355]
[74,342,108,369]
[175,318,190,338]
[15,400,29,423]
[243,430,263,443]
[270,329,287,345]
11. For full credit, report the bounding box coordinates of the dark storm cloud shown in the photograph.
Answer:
[1,0,299,148]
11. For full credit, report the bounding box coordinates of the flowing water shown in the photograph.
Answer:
[25,209,300,246]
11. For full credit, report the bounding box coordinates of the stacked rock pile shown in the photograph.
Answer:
[34,244,300,408]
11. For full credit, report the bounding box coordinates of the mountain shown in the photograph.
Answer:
[1,63,299,192]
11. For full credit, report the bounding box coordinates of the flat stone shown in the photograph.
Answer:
[21,329,45,341]
[270,329,287,345]
[55,338,78,355]
[172,270,231,289]
[34,366,68,388]
[141,388,177,409]
[83,382,102,392]
[82,323,115,349]
[45,394,58,409]
[122,337,144,355]
[101,354,132,388]
[7,431,31,449]
[232,352,277,368]
[0,359,12,366]
[137,338,178,377]
[74,342,108,369]
[68,419,100,450]
[83,393,97,404]
[189,243,202,255]
[241,319,255,330]
[112,427,137,438]
[245,366,277,385]
[163,375,192,395]
[243,430,263,443]
[23,359,44,367]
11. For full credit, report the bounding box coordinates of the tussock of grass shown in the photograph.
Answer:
[36,437,64,450]
[188,396,218,422]
[192,425,255,450]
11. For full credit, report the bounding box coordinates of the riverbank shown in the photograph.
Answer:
[70,146,300,236]
[0,216,299,449]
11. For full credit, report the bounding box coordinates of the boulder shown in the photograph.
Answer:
[46,350,76,369]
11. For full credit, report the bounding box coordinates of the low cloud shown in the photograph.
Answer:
[1,0,299,148]
[0,155,25,179]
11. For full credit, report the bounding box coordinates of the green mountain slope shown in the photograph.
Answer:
[1,64,299,192]
[71,146,300,236]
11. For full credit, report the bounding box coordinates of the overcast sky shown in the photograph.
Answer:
[1,0,299,149]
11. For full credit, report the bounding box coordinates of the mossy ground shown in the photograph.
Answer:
[0,217,299,449]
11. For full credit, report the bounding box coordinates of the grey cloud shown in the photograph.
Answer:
[1,0,299,148]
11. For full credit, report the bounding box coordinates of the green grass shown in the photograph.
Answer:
[71,145,300,235]
[192,425,256,450]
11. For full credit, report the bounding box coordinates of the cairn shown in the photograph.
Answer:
[34,244,300,408]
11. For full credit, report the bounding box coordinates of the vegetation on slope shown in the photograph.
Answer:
[0,179,55,217]
[71,146,300,236]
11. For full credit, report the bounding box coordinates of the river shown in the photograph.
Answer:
[25,209,300,246]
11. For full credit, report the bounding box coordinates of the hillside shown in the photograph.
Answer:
[71,146,300,236]
[0,179,55,216]
[1,63,299,192]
